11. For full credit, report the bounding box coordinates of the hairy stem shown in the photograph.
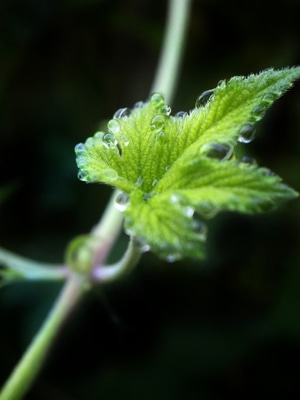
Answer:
[0,276,83,400]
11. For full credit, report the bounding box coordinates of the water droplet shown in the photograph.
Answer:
[103,169,118,181]
[102,133,117,148]
[253,198,274,212]
[165,165,170,172]
[94,131,105,140]
[195,89,214,108]
[74,143,85,154]
[107,119,120,134]
[170,193,186,204]
[85,137,95,148]
[141,244,151,253]
[261,93,277,105]
[113,107,131,119]
[217,79,226,88]
[125,227,134,236]
[115,192,129,212]
[166,253,181,263]
[76,156,88,169]
[156,131,166,142]
[252,105,265,119]
[134,237,151,253]
[198,201,218,218]
[150,92,165,110]
[152,178,159,187]
[184,206,195,218]
[120,135,130,147]
[200,142,233,160]
[192,219,207,239]
[241,155,256,165]
[164,105,172,115]
[175,111,188,118]
[150,114,167,131]
[258,167,275,177]
[133,101,144,109]
[135,176,143,187]
[238,125,256,143]
[77,170,87,181]
[143,192,153,201]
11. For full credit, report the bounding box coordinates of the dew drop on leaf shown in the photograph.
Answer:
[150,92,165,110]
[198,201,218,218]
[175,111,188,118]
[107,119,121,134]
[166,253,181,263]
[77,170,89,182]
[258,167,275,177]
[134,237,151,253]
[120,135,130,147]
[115,192,129,212]
[94,131,105,140]
[85,137,94,148]
[238,124,256,143]
[102,133,117,148]
[156,131,166,142]
[74,143,85,154]
[150,114,168,132]
[241,155,256,165]
[113,107,131,119]
[133,101,144,109]
[164,105,172,115]
[200,142,233,160]
[217,79,226,88]
[192,218,207,240]
[103,169,118,181]
[135,176,143,187]
[195,89,214,108]
[184,206,195,218]
[170,193,187,204]
[141,244,151,253]
[252,105,266,119]
[76,155,88,168]
[261,93,277,105]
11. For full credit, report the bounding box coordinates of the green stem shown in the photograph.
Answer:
[92,236,142,283]
[0,247,67,282]
[151,0,192,104]
[89,0,193,280]
[0,0,192,398]
[0,275,83,400]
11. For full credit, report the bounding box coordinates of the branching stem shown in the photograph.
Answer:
[0,247,67,282]
[92,236,142,283]
[0,0,192,398]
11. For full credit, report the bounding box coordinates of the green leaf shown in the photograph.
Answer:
[76,67,300,261]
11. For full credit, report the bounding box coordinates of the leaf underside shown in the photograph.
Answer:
[76,67,300,261]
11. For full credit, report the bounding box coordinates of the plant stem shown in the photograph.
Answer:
[90,0,193,279]
[0,247,67,282]
[0,0,192,398]
[151,0,192,104]
[0,275,83,400]
[92,236,142,283]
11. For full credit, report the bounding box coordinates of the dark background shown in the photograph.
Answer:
[1,0,300,399]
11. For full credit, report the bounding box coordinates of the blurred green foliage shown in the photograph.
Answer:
[0,0,300,399]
